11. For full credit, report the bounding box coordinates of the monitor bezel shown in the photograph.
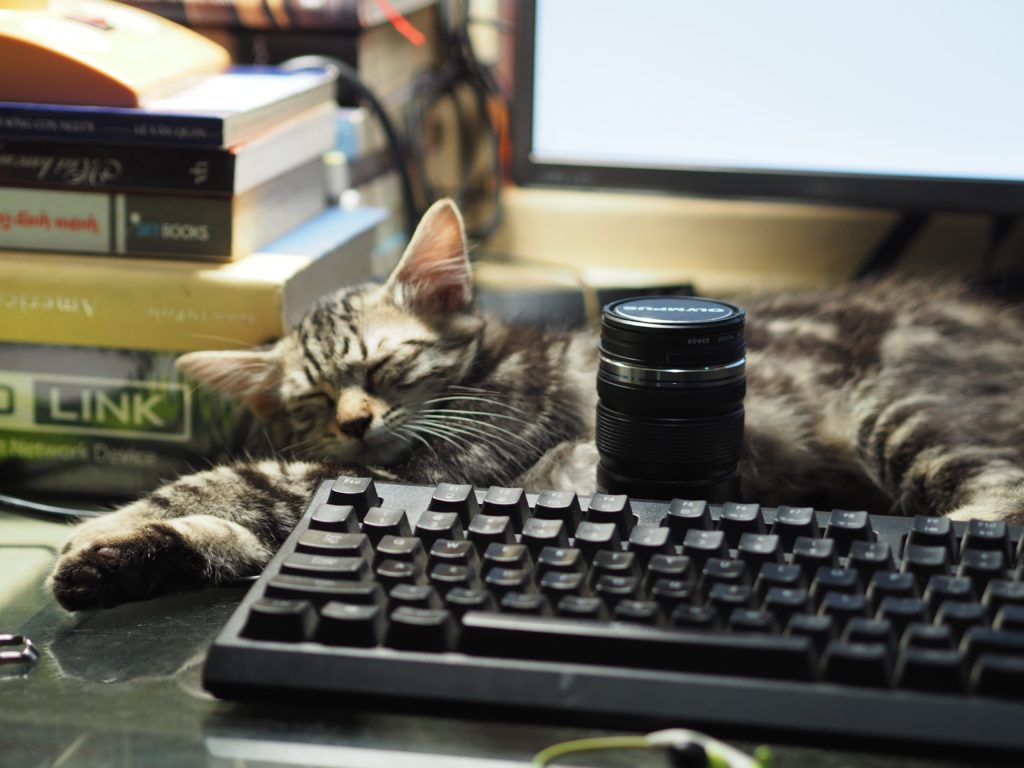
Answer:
[510,1,1024,215]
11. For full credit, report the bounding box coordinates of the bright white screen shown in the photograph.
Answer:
[532,0,1024,181]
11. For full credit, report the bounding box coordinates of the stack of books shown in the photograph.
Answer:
[116,0,444,277]
[0,66,387,499]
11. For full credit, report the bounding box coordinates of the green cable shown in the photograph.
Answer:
[530,735,651,767]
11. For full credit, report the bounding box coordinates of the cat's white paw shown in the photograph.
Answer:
[520,440,599,495]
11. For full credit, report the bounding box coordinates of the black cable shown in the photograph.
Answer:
[0,492,103,519]
[280,56,421,237]
[854,211,930,279]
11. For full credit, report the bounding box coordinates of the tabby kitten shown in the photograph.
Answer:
[48,199,1024,611]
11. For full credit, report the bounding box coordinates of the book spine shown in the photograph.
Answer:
[0,140,238,195]
[0,106,228,148]
[119,0,362,31]
[0,342,251,498]
[0,206,384,352]
[0,187,240,258]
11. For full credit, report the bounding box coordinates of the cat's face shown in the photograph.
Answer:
[176,199,484,464]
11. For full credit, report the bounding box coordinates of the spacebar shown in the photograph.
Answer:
[460,612,817,681]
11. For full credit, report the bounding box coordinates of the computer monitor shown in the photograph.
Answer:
[512,0,1024,214]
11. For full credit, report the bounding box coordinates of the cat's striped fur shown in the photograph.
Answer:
[48,199,1024,610]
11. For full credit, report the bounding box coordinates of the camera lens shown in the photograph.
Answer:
[596,296,746,502]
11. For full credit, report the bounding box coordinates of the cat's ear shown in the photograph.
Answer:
[386,198,472,314]
[176,348,283,420]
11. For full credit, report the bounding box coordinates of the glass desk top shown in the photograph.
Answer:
[0,512,1010,768]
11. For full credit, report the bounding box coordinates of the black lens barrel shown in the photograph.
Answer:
[595,296,746,501]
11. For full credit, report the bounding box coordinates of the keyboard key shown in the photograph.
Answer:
[389,583,441,610]
[385,607,457,652]
[317,602,384,647]
[539,570,586,600]
[875,597,929,636]
[848,541,895,583]
[484,567,533,598]
[962,627,1024,666]
[375,559,425,589]
[374,536,426,568]
[792,537,838,577]
[429,539,479,570]
[956,549,1007,592]
[460,613,817,681]
[266,575,384,607]
[309,503,359,533]
[500,592,552,616]
[900,545,949,587]
[593,574,640,607]
[626,525,673,564]
[894,647,967,693]
[483,543,532,572]
[361,507,411,546]
[280,553,369,581]
[574,521,622,561]
[770,506,818,550]
[699,558,749,596]
[718,502,766,547]
[821,641,891,688]
[556,595,608,621]
[729,609,778,634]
[242,598,317,642]
[753,562,805,602]
[970,654,1024,699]
[935,601,987,641]
[414,511,465,551]
[843,618,894,650]
[824,509,874,555]
[818,592,867,628]
[904,515,958,559]
[327,476,379,517]
[762,587,809,626]
[521,518,570,557]
[983,580,1024,619]
[866,572,918,611]
[706,582,753,616]
[443,587,495,618]
[670,604,721,630]
[661,499,712,540]
[736,533,783,574]
[429,563,480,595]
[644,554,695,587]
[613,599,661,625]
[536,547,586,576]
[994,604,1024,632]
[961,519,1012,561]
[585,493,636,536]
[533,490,583,528]
[467,514,515,550]
[296,531,372,560]
[482,486,530,531]
[428,483,480,524]
[682,529,729,566]
[901,622,953,650]
[809,567,859,609]
[591,550,640,581]
[649,578,696,613]
[922,575,974,614]
[787,613,836,655]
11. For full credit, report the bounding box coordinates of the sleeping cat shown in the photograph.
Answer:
[47,199,1024,610]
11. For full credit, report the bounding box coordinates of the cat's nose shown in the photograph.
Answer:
[338,414,373,439]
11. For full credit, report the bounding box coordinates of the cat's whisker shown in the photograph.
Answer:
[417,413,537,448]
[412,417,531,459]
[392,426,435,454]
[417,397,530,417]
[403,423,472,451]
[415,407,535,426]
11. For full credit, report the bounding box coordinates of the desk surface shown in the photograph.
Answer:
[0,512,1012,768]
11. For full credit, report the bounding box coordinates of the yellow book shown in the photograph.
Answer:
[0,206,385,352]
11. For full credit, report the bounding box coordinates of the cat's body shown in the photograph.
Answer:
[48,200,1024,610]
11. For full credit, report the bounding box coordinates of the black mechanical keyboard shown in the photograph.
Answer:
[203,477,1024,755]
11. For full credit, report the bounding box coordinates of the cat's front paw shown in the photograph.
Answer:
[48,522,205,611]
